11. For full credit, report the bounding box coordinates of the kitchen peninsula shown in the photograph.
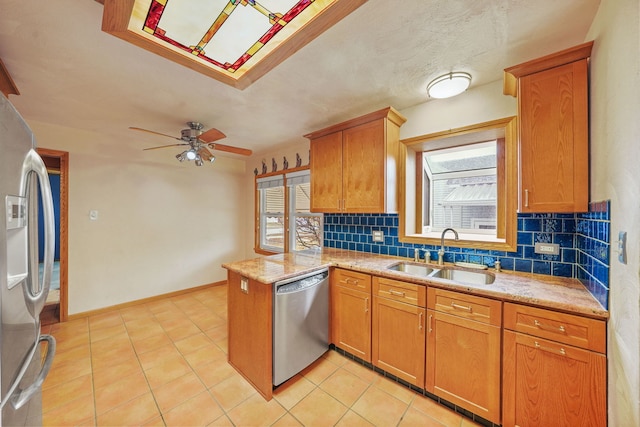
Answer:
[223,248,607,426]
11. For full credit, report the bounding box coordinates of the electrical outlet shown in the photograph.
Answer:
[534,242,560,255]
[372,230,384,242]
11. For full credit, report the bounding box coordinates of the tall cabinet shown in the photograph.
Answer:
[305,107,407,213]
[504,41,593,213]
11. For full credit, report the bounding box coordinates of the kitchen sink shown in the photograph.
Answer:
[387,263,495,285]
[431,268,495,285]
[387,262,436,277]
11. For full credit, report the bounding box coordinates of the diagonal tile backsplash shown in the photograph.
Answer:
[323,201,610,309]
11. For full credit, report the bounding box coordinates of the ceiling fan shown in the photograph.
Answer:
[130,121,252,166]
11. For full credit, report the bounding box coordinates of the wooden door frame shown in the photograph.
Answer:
[37,148,69,322]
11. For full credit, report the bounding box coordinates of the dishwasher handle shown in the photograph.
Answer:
[276,270,328,294]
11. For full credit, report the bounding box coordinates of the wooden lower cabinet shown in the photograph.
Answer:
[226,270,273,400]
[330,268,372,362]
[372,277,426,388]
[426,288,502,424]
[502,303,607,426]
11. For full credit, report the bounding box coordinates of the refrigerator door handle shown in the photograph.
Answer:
[10,334,56,410]
[20,149,55,313]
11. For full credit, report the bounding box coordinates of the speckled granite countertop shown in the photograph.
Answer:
[222,248,608,320]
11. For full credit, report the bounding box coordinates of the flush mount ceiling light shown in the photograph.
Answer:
[427,72,472,99]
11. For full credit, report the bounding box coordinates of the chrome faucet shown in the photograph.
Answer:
[438,228,459,266]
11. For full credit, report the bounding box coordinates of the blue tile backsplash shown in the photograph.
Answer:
[323,201,610,309]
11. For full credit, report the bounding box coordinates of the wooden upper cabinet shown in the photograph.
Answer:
[305,107,407,213]
[504,41,592,213]
[309,131,343,212]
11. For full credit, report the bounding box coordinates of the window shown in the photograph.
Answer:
[256,169,322,254]
[422,140,498,236]
[399,117,517,251]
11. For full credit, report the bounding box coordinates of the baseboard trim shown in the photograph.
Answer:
[66,280,226,321]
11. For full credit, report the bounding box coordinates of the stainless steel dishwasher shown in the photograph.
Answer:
[273,268,329,386]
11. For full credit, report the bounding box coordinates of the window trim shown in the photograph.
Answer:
[254,166,322,255]
[398,117,518,251]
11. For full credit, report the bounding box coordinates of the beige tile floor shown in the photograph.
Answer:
[40,285,481,426]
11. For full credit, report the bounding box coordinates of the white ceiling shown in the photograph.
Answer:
[0,0,600,157]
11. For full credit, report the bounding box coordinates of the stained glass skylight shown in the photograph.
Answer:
[102,0,366,89]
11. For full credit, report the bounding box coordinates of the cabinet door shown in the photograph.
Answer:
[503,330,606,427]
[518,59,589,213]
[342,119,386,212]
[331,284,371,362]
[310,131,343,212]
[426,309,501,424]
[372,296,425,388]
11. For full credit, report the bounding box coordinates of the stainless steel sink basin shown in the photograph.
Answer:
[387,262,436,277]
[431,268,495,285]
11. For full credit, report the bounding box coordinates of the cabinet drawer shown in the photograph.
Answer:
[504,303,606,353]
[427,288,501,327]
[374,277,426,307]
[332,268,371,292]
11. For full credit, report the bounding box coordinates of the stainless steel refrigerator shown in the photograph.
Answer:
[0,93,56,426]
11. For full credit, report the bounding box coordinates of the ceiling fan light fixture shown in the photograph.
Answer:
[185,149,197,161]
[176,152,187,162]
[427,72,472,99]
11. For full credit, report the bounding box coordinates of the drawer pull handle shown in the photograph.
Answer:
[535,341,566,356]
[364,297,369,313]
[388,289,405,297]
[419,312,423,330]
[451,302,472,312]
[534,319,566,333]
[344,278,360,286]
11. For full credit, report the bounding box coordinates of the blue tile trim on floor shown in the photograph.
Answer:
[323,201,610,309]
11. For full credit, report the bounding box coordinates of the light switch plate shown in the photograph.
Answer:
[534,242,560,255]
[372,230,384,242]
[617,231,627,264]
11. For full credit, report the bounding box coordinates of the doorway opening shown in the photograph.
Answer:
[37,148,68,325]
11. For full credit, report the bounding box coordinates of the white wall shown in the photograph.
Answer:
[587,0,640,425]
[31,121,248,315]
[400,80,517,140]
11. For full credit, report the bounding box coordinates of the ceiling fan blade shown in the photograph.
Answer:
[198,147,214,162]
[129,127,180,140]
[143,143,189,151]
[198,128,226,143]
[208,142,253,156]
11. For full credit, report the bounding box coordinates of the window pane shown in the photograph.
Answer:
[263,215,284,250]
[294,182,311,212]
[264,186,284,213]
[293,215,322,250]
[425,141,497,233]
